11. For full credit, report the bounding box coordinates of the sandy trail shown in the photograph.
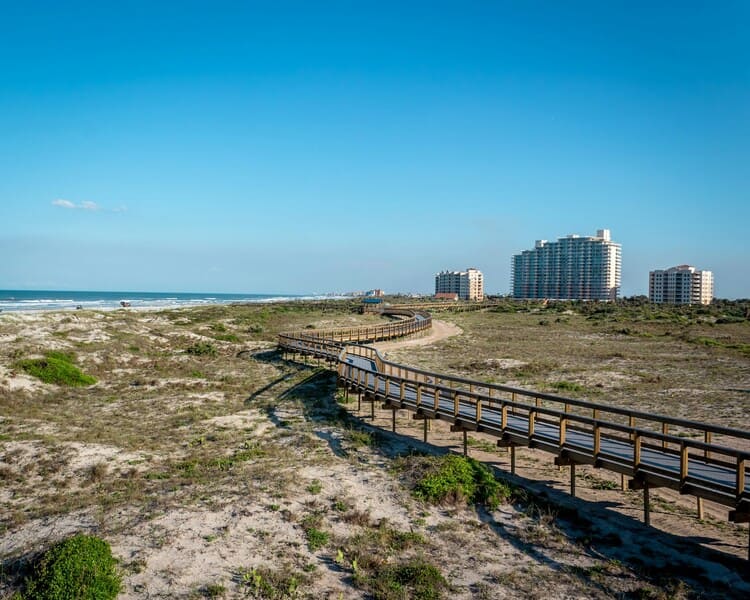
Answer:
[373,318,462,353]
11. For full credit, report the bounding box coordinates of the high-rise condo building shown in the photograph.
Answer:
[512,229,621,301]
[435,268,484,301]
[648,265,713,305]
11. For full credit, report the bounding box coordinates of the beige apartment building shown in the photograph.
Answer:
[649,265,713,305]
[435,267,484,301]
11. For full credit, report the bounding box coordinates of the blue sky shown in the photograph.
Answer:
[1,1,748,297]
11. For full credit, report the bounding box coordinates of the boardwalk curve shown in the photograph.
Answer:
[279,307,750,559]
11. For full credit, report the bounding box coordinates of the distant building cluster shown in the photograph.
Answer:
[435,268,484,301]
[428,228,713,304]
[346,289,385,298]
[649,265,713,305]
[511,229,621,301]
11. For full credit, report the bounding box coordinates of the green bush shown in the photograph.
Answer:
[413,455,509,509]
[356,558,448,600]
[186,342,217,356]
[551,380,584,393]
[24,534,121,599]
[17,352,96,386]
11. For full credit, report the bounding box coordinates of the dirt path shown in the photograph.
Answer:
[373,318,462,353]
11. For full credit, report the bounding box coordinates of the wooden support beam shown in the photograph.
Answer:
[463,430,468,457]
[423,418,428,443]
[571,463,576,498]
[644,482,651,526]
[511,444,516,475]
[696,497,704,520]
[391,409,397,432]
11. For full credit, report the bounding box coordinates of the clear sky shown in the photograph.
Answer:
[1,1,748,297]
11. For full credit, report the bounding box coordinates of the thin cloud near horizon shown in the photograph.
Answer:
[52,199,126,212]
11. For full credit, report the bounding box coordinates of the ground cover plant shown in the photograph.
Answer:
[16,350,96,386]
[22,534,121,600]
[406,454,511,509]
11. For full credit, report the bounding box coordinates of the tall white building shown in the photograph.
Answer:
[435,267,484,301]
[512,229,621,301]
[649,265,713,305]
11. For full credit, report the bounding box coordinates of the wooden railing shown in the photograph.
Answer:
[278,309,750,556]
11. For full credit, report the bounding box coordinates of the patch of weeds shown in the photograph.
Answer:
[23,533,121,600]
[16,351,96,386]
[239,565,306,599]
[354,557,449,600]
[87,461,109,484]
[551,380,584,393]
[186,342,217,357]
[304,527,329,551]
[201,582,226,598]
[408,455,510,509]
[301,513,329,551]
[214,333,241,343]
[579,472,620,491]
[345,428,380,448]
[306,479,323,494]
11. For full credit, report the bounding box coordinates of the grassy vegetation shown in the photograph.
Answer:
[1,300,747,598]
[404,454,511,510]
[355,558,449,600]
[23,534,121,600]
[16,350,96,386]
[186,342,218,356]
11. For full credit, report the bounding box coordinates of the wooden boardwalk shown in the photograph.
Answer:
[278,308,750,559]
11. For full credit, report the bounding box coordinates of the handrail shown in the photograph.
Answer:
[278,309,750,528]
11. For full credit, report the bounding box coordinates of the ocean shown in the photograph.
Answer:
[0,290,335,312]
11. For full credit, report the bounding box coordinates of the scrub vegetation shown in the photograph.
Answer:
[0,299,748,598]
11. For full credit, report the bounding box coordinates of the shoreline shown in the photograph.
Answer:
[0,294,350,314]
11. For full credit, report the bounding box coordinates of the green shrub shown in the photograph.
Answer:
[213,333,240,343]
[17,352,96,386]
[186,342,217,356]
[355,558,448,600]
[24,534,121,599]
[551,380,584,393]
[413,455,509,509]
[304,527,329,551]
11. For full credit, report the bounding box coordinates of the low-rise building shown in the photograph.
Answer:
[435,268,484,301]
[649,265,713,305]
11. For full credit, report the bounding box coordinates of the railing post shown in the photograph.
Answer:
[559,416,567,446]
[704,431,711,461]
[662,422,669,450]
[434,388,440,412]
[593,425,601,459]
[680,442,689,484]
[528,410,536,439]
[501,404,508,430]
[634,433,642,471]
[453,391,459,417]
[476,397,482,426]
[737,457,746,497]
